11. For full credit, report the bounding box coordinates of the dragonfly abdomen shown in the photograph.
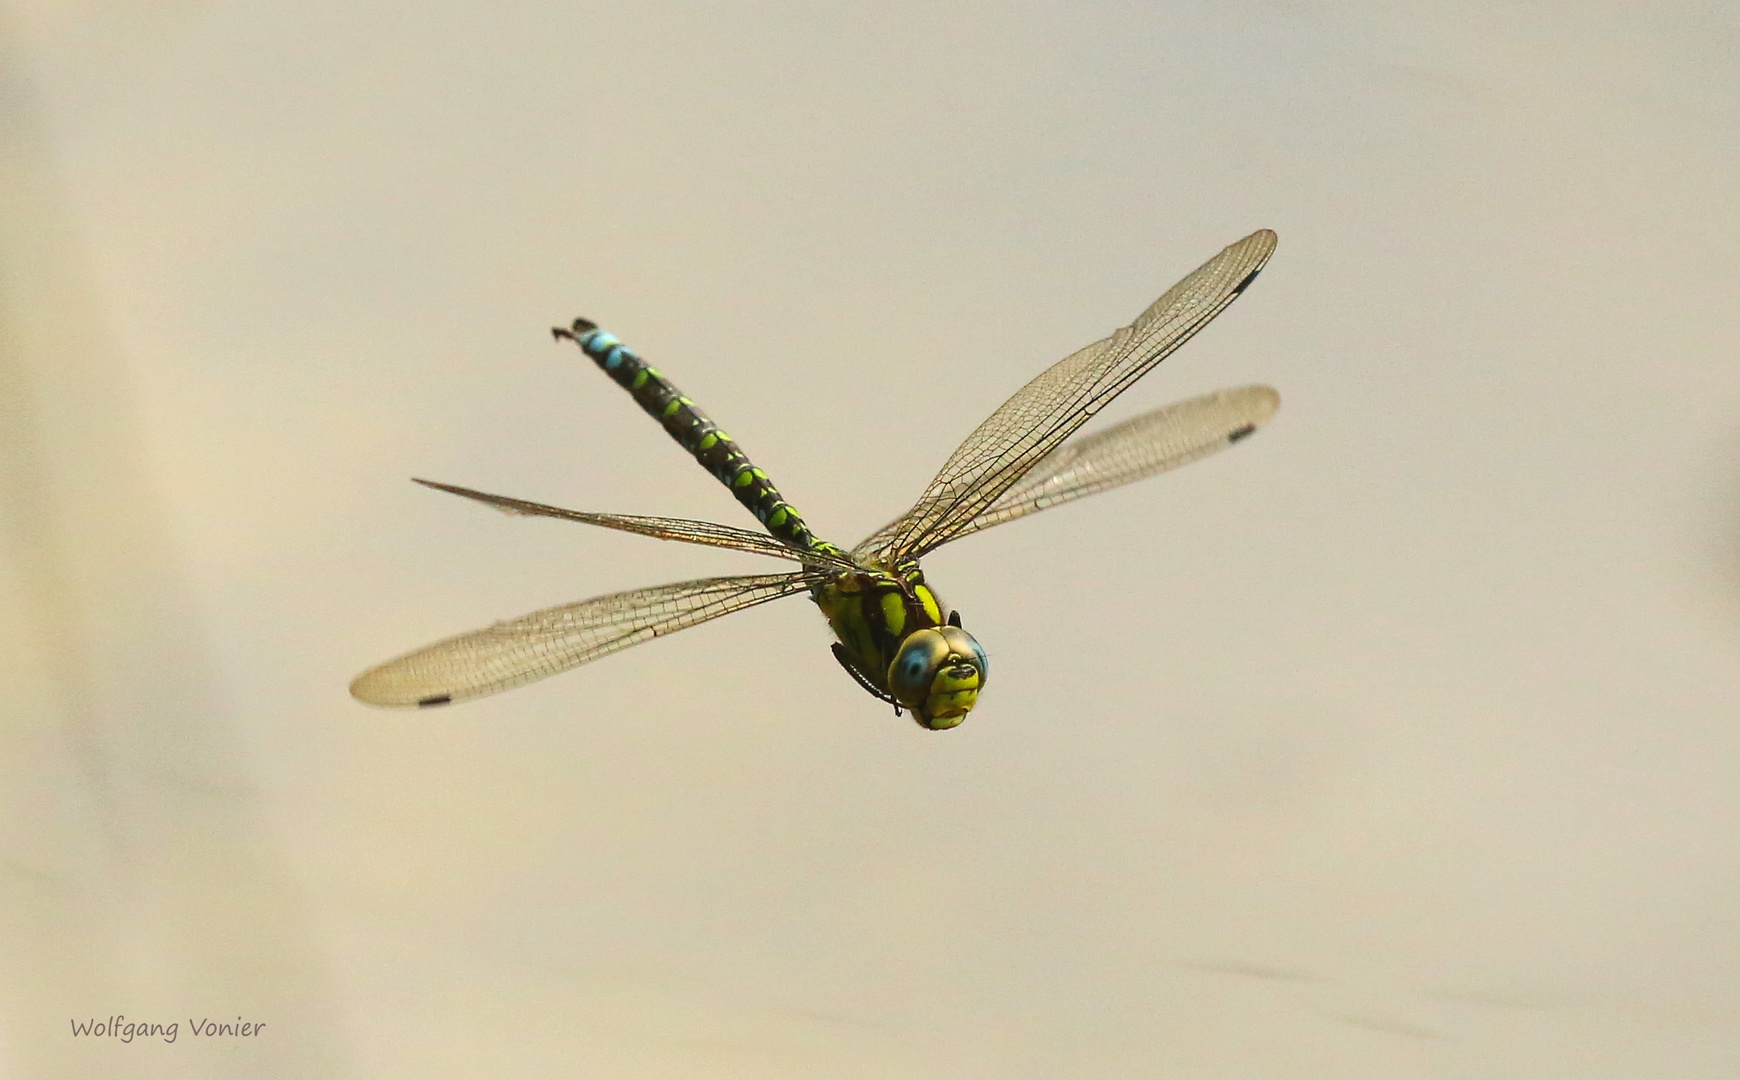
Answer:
[556,319,825,552]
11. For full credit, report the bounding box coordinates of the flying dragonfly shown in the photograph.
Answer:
[350,230,1280,728]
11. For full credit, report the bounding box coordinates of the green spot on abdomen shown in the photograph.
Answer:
[560,326,833,558]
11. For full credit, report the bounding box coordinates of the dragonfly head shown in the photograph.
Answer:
[888,625,988,730]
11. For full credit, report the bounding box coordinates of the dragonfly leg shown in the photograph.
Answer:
[831,643,900,707]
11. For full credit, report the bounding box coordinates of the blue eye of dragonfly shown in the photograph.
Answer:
[889,629,950,704]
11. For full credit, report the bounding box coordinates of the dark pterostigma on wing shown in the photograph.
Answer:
[349,570,823,708]
[937,384,1280,543]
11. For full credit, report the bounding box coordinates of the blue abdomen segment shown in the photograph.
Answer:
[555,318,824,552]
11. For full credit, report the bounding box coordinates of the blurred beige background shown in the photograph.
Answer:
[2,1,1737,1077]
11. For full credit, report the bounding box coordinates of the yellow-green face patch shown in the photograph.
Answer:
[924,703,973,730]
[924,670,981,727]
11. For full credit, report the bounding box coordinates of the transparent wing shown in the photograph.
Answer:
[350,570,819,708]
[855,229,1276,561]
[931,385,1279,544]
[415,479,858,572]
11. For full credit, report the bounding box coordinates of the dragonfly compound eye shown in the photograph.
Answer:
[889,629,948,704]
[937,626,988,685]
[888,626,988,731]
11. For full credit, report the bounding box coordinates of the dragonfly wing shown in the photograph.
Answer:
[855,229,1276,561]
[934,385,1279,543]
[350,570,819,707]
[414,479,856,571]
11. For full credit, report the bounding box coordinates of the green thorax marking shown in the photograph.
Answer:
[557,320,842,557]
[812,561,946,694]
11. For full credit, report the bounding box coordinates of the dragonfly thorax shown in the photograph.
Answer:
[813,565,988,729]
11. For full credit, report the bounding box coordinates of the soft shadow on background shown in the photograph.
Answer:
[2,2,1737,1077]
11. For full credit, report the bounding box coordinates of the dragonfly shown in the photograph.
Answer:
[350,229,1280,729]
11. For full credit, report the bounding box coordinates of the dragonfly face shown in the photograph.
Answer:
[888,625,989,729]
